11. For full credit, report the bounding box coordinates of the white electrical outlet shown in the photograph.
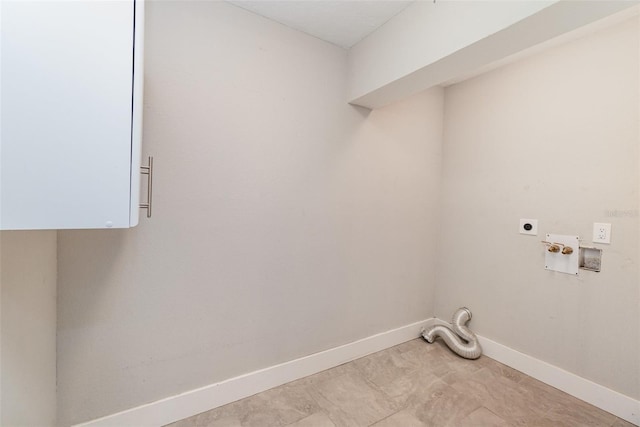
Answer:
[593,223,611,244]
[519,219,538,235]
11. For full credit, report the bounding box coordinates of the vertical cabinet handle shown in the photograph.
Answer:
[140,156,153,218]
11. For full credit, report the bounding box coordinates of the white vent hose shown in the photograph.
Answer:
[422,307,482,360]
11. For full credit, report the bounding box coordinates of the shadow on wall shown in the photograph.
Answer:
[350,104,372,119]
[57,228,132,338]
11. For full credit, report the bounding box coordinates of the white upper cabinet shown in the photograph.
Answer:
[1,0,144,230]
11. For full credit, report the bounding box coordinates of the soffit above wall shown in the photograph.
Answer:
[347,0,640,109]
[225,0,414,49]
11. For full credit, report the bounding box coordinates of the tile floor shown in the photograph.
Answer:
[168,339,635,427]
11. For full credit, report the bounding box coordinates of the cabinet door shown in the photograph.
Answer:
[1,0,136,229]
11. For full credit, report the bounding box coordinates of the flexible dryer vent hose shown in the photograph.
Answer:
[422,307,482,360]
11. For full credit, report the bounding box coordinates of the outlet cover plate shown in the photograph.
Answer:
[593,223,611,244]
[519,219,538,235]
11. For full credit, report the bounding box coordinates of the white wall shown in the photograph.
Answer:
[436,17,639,400]
[0,231,57,426]
[56,1,444,425]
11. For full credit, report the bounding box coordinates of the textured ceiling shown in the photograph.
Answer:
[226,0,414,48]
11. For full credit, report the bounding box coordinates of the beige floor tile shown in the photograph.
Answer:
[167,410,242,427]
[518,376,617,426]
[611,417,638,427]
[195,415,243,427]
[352,345,413,390]
[285,412,336,427]
[541,401,617,427]
[168,339,624,427]
[450,367,549,423]
[406,340,484,381]
[307,370,398,426]
[458,407,509,426]
[167,380,319,427]
[352,343,441,405]
[476,357,527,384]
[237,382,321,427]
[388,370,447,409]
[412,380,483,426]
[370,410,427,427]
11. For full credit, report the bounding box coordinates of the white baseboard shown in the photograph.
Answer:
[478,335,640,426]
[75,320,639,427]
[74,318,435,427]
